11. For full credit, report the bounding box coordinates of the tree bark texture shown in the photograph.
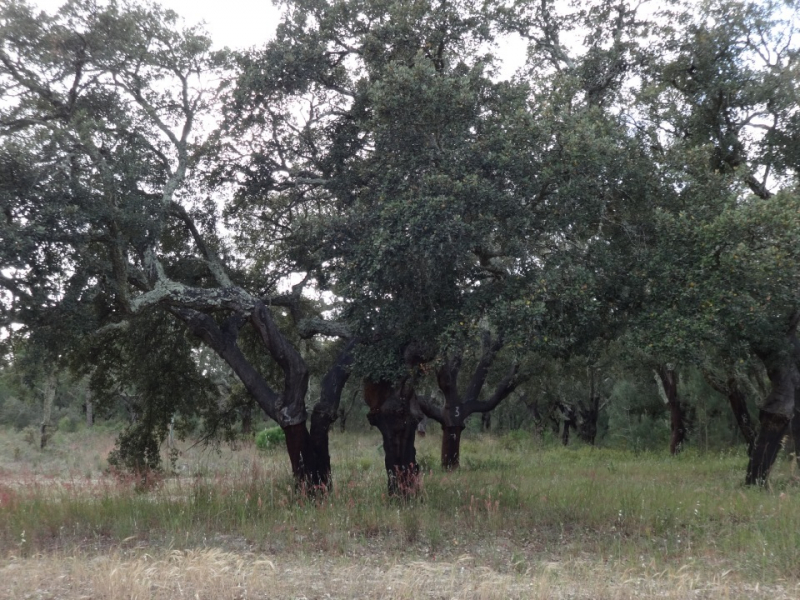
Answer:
[704,373,757,455]
[746,410,790,486]
[307,341,354,490]
[747,323,800,485]
[441,425,465,470]
[726,382,757,455]
[365,380,421,497]
[657,366,686,455]
[790,401,800,467]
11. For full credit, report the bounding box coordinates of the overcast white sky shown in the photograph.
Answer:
[31,0,282,50]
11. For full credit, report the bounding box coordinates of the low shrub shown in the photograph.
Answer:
[255,426,285,450]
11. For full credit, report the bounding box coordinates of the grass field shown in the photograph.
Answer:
[1,425,798,599]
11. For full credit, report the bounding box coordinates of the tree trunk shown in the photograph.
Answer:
[282,422,328,490]
[241,404,253,435]
[441,425,465,470]
[726,381,756,455]
[746,351,798,485]
[746,410,790,486]
[657,367,687,455]
[790,402,800,468]
[365,380,421,497]
[307,340,354,491]
[577,395,600,445]
[704,372,757,455]
[578,367,601,445]
[480,411,491,432]
[85,392,93,428]
[40,371,56,450]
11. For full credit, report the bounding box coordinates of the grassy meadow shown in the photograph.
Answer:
[0,425,799,599]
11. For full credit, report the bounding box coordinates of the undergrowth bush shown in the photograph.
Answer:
[255,426,285,450]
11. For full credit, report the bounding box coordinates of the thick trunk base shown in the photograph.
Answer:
[441,425,465,470]
[368,411,420,497]
[746,411,790,486]
[283,422,330,493]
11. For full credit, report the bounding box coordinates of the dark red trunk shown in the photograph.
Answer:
[441,425,465,470]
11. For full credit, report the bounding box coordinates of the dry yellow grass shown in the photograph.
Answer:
[2,548,800,600]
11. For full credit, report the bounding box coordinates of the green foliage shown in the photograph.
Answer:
[255,427,286,451]
[499,429,530,451]
[57,415,79,434]
[107,423,163,475]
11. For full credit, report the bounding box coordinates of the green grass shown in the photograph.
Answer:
[1,427,798,585]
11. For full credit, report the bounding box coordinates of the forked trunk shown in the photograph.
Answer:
[282,422,331,490]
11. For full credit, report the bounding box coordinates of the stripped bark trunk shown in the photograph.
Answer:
[365,380,421,497]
